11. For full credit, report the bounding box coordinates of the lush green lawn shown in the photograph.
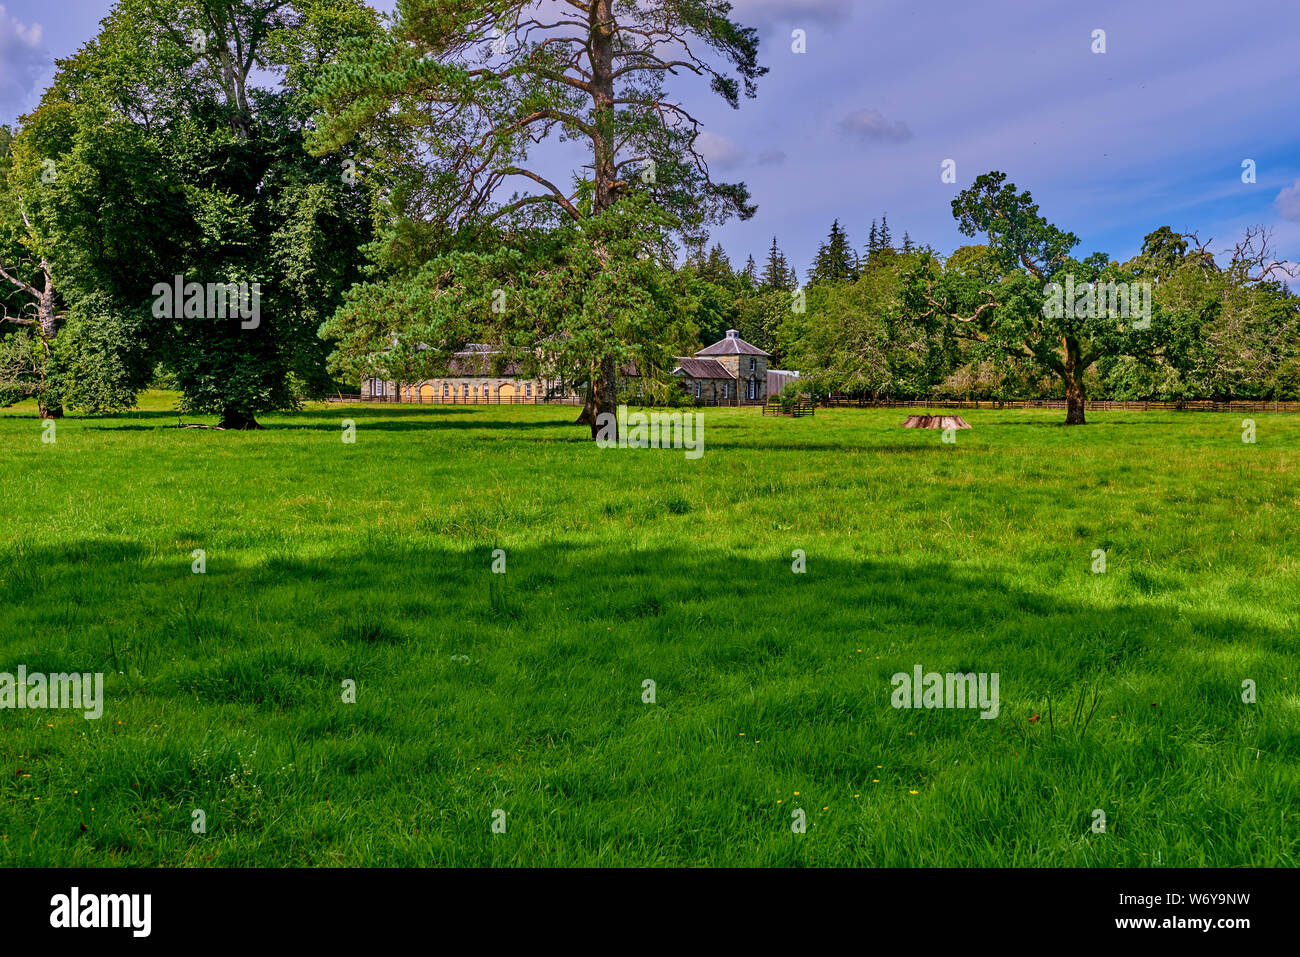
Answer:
[1,393,1296,866]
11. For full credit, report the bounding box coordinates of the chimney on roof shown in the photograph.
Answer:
[725,329,738,338]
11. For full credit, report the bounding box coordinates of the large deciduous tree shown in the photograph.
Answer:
[907,171,1157,425]
[309,0,765,437]
[18,0,376,427]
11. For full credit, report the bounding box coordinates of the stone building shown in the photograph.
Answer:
[672,330,771,404]
[361,345,574,402]
[360,330,778,405]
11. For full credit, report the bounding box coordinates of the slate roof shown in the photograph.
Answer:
[442,345,638,379]
[446,347,522,376]
[695,329,770,357]
[672,357,734,380]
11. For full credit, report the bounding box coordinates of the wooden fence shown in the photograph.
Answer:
[820,397,1300,413]
[327,393,582,406]
[326,394,766,408]
[324,393,1297,413]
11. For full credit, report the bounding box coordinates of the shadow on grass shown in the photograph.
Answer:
[2,535,1287,712]
[83,407,572,433]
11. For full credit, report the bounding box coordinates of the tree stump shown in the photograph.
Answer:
[901,414,971,430]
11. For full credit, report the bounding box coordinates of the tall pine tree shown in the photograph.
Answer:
[703,243,734,284]
[761,236,794,290]
[808,219,857,284]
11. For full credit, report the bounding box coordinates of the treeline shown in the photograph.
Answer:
[679,215,918,367]
[684,216,1300,408]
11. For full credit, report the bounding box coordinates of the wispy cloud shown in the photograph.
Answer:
[729,0,853,32]
[696,130,747,170]
[1275,179,1300,222]
[0,4,49,123]
[839,108,912,143]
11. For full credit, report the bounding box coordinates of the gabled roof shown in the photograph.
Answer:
[696,329,770,357]
[672,357,733,379]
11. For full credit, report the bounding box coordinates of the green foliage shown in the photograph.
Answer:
[15,0,377,422]
[56,293,151,414]
[323,195,697,393]
[784,250,947,397]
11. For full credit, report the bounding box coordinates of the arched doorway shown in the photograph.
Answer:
[498,382,518,403]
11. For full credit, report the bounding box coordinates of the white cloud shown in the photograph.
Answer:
[729,0,853,31]
[696,130,747,170]
[839,108,912,143]
[0,4,49,123]
[1275,179,1300,222]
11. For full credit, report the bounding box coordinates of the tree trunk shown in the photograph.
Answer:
[576,387,598,428]
[589,0,617,215]
[1063,338,1086,425]
[578,355,620,439]
[219,409,263,430]
[578,2,622,441]
[1065,377,1085,425]
[38,400,63,419]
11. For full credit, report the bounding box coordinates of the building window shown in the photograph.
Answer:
[374,379,386,397]
[747,379,756,400]
[443,383,449,397]
[694,382,701,398]
[525,382,533,398]
[750,358,756,372]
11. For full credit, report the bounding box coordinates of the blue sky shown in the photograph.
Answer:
[2,0,1298,274]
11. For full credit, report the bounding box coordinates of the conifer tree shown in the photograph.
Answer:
[704,243,734,284]
[808,219,857,284]
[761,236,794,290]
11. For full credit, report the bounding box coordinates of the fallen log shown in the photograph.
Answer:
[901,415,971,430]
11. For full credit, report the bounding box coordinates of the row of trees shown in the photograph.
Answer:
[2,1,1296,431]
[683,199,1299,425]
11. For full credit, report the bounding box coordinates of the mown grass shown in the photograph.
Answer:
[1,393,1296,866]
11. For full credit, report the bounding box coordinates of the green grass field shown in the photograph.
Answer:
[1,394,1297,866]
